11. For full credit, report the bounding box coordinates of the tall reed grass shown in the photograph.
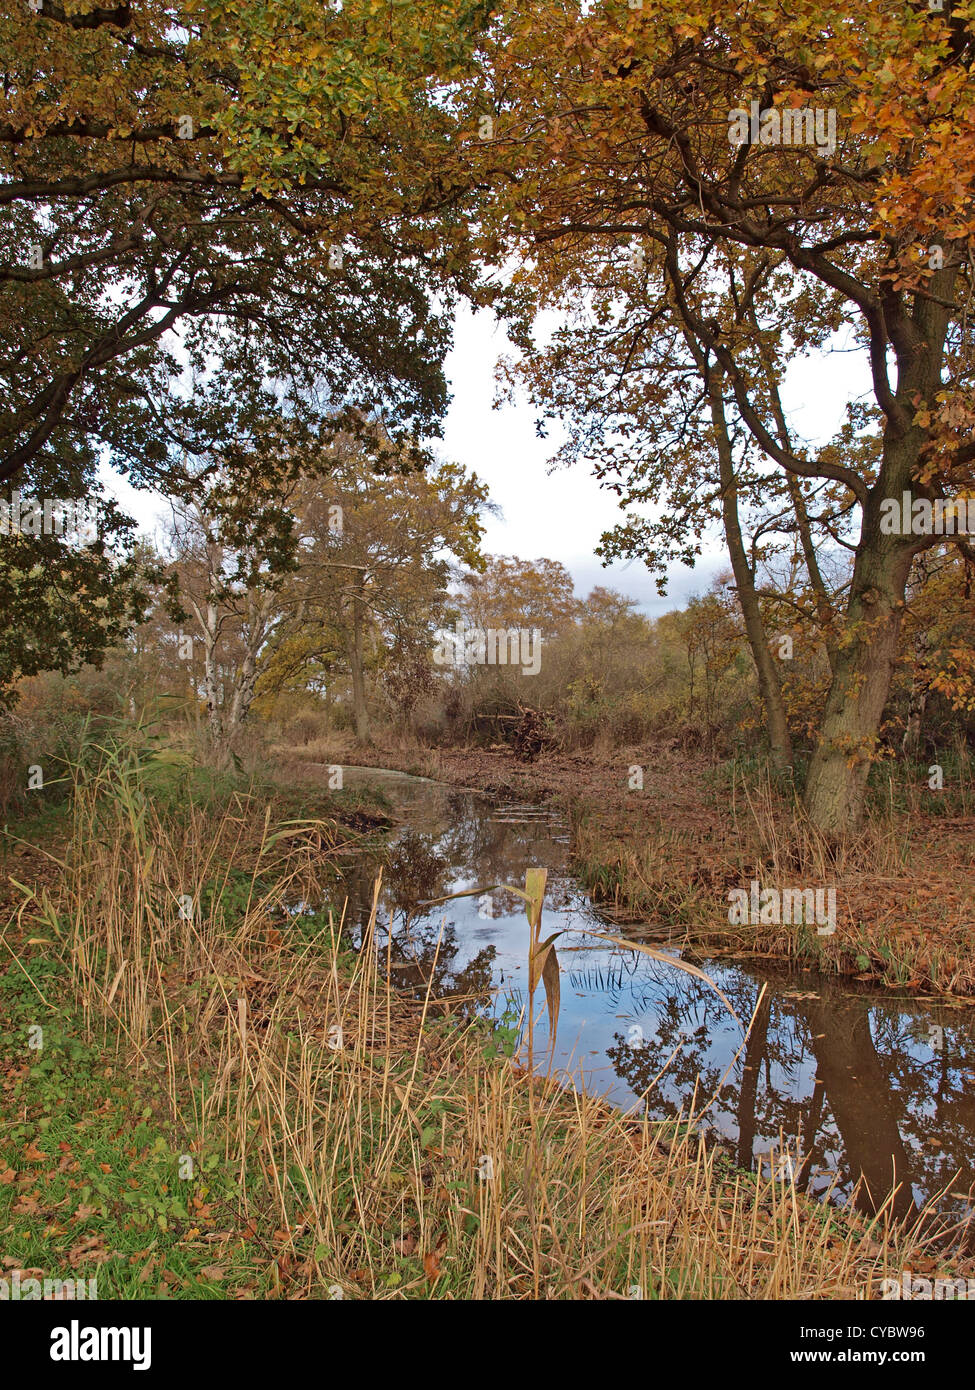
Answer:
[5,740,939,1298]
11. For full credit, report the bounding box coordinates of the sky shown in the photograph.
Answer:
[436,302,866,617]
[103,297,870,621]
[438,300,719,618]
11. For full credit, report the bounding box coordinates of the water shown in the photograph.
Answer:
[323,765,975,1221]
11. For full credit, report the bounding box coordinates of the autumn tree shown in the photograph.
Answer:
[458,555,581,638]
[1,0,498,682]
[0,495,151,704]
[259,435,492,742]
[900,547,975,746]
[1,0,499,480]
[164,500,282,748]
[500,246,822,768]
[677,588,742,740]
[475,0,975,835]
[543,586,658,744]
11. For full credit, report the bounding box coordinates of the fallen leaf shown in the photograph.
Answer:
[68,1236,110,1268]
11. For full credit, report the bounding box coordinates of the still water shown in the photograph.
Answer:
[325,765,975,1221]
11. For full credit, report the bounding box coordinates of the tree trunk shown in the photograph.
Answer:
[901,563,932,759]
[802,499,913,837]
[799,254,953,837]
[226,593,272,735]
[711,378,793,770]
[901,673,928,760]
[227,643,259,734]
[348,576,370,742]
[201,600,222,740]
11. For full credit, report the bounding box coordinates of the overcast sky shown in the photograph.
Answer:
[439,302,867,616]
[104,299,870,620]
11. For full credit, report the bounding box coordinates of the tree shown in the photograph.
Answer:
[1,0,498,685]
[676,588,741,740]
[0,496,151,704]
[477,0,975,835]
[259,434,492,741]
[500,247,808,768]
[162,465,305,750]
[1,0,497,481]
[458,555,581,638]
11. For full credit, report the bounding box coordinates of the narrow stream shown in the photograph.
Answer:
[322,765,975,1222]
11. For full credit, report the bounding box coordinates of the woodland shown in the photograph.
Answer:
[1,0,974,1313]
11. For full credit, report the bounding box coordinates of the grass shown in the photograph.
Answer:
[0,734,957,1299]
[0,965,265,1299]
[568,751,975,997]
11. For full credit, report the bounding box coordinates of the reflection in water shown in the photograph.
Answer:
[318,766,975,1223]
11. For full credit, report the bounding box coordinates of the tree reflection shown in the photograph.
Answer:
[327,774,975,1225]
[603,957,975,1221]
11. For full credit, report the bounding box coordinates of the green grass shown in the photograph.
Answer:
[0,949,273,1299]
